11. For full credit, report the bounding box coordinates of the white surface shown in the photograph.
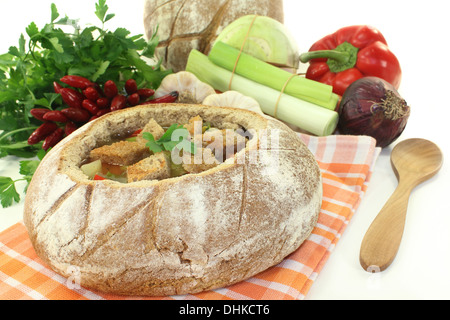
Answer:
[1,0,450,300]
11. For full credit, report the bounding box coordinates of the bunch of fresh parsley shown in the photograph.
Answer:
[0,0,171,208]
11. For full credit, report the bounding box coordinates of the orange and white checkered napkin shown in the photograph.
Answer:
[0,133,380,300]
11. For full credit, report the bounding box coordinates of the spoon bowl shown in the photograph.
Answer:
[391,138,443,183]
[360,138,443,272]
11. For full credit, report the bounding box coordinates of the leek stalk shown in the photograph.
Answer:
[209,41,339,110]
[186,50,339,136]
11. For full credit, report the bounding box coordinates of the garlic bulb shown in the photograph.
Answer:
[202,91,264,115]
[155,71,216,104]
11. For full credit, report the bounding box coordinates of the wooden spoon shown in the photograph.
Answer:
[360,138,443,272]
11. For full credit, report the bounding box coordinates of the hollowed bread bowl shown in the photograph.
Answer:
[23,103,322,296]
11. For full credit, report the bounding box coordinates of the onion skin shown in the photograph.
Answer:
[338,77,410,148]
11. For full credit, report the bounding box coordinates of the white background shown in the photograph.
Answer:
[1,0,450,300]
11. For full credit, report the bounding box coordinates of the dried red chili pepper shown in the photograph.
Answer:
[82,99,100,115]
[125,79,138,95]
[110,95,127,111]
[61,108,91,123]
[83,86,100,102]
[299,25,402,96]
[27,122,58,145]
[42,110,69,123]
[60,75,94,89]
[53,81,63,94]
[127,93,140,106]
[103,80,118,98]
[60,88,83,108]
[146,91,179,104]
[96,97,109,109]
[64,122,78,136]
[42,127,64,151]
[137,88,155,100]
[96,108,111,117]
[30,108,50,121]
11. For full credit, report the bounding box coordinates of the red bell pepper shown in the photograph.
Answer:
[299,25,402,96]
[130,129,143,137]
[94,174,106,181]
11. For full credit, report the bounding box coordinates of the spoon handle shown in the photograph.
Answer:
[359,178,413,272]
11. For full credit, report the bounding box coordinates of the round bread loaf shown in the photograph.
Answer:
[143,0,284,72]
[23,103,322,296]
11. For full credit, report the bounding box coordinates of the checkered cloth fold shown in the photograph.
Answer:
[0,133,380,300]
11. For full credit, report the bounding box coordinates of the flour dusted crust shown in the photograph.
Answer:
[143,0,284,72]
[23,103,322,296]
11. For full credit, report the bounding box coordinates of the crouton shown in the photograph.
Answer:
[90,141,150,166]
[201,129,247,161]
[127,152,171,182]
[136,118,165,145]
[184,115,203,136]
[182,147,219,174]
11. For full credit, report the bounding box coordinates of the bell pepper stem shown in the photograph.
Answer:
[299,50,350,64]
[299,42,359,73]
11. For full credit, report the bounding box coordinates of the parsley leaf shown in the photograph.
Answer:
[0,148,47,208]
[95,0,115,24]
[19,158,40,190]
[50,3,59,22]
[143,125,197,155]
[143,132,163,154]
[0,177,20,208]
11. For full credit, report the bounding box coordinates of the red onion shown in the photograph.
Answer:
[338,77,410,148]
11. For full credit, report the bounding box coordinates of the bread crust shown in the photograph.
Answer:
[23,103,322,296]
[143,0,284,72]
